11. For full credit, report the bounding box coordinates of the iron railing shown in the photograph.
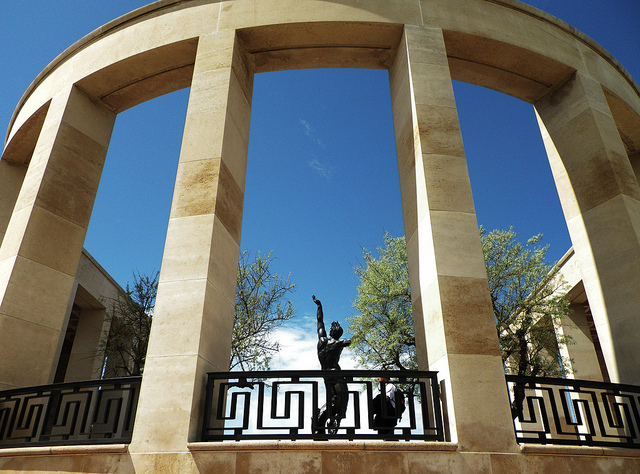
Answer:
[0,377,141,447]
[507,375,640,449]
[202,370,443,441]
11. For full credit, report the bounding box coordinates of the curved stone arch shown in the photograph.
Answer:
[4,1,639,144]
[0,0,639,457]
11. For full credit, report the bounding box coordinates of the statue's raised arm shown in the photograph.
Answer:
[313,295,350,371]
[313,295,327,341]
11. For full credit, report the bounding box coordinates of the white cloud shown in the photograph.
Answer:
[299,118,312,135]
[297,119,333,177]
[307,157,334,178]
[299,119,325,146]
[270,320,357,371]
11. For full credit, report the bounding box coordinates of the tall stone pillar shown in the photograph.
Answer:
[0,160,27,247]
[129,30,253,459]
[535,72,640,384]
[0,86,115,390]
[560,302,606,382]
[1,103,49,248]
[631,151,640,182]
[64,307,110,382]
[389,26,517,452]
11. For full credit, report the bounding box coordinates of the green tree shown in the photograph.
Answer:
[480,226,572,377]
[101,272,158,377]
[347,232,416,370]
[100,251,295,376]
[231,251,295,371]
[348,228,571,377]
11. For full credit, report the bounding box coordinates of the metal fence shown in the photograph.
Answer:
[0,377,141,447]
[201,370,444,442]
[506,375,640,449]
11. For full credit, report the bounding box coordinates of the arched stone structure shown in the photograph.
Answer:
[1,0,639,471]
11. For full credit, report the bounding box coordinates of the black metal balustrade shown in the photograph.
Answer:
[201,370,444,442]
[0,377,141,448]
[507,375,640,449]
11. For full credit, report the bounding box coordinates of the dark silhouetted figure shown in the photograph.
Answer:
[372,377,398,436]
[313,295,351,434]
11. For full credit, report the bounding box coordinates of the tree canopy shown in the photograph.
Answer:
[101,272,157,377]
[231,251,295,371]
[101,251,295,376]
[347,228,571,377]
[480,226,572,377]
[347,232,416,370]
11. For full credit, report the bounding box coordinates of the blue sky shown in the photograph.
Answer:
[1,1,639,368]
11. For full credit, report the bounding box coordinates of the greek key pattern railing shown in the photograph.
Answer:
[507,375,640,449]
[0,377,141,447]
[202,370,444,441]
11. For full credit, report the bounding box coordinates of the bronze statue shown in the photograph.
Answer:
[313,295,351,434]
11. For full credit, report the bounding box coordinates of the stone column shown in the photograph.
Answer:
[0,160,27,248]
[388,25,517,453]
[129,30,253,458]
[64,307,110,381]
[0,86,115,390]
[1,103,49,248]
[631,151,640,182]
[535,72,640,384]
[559,302,606,382]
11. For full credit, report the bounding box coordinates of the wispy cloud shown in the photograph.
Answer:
[307,157,334,178]
[298,119,333,178]
[299,119,325,147]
